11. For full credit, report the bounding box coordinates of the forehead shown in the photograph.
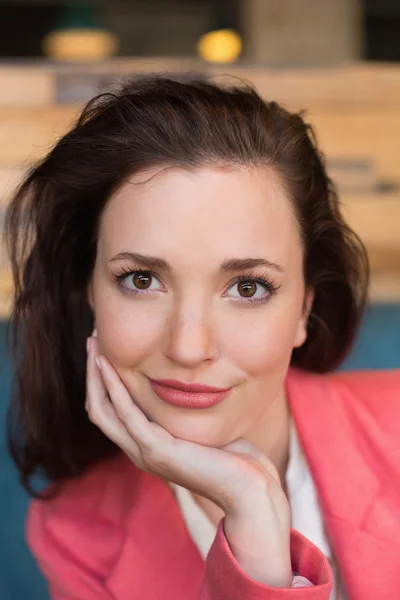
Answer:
[99,166,301,267]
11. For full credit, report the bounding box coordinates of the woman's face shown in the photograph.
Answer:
[88,165,312,447]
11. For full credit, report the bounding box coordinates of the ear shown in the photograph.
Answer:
[293,287,315,349]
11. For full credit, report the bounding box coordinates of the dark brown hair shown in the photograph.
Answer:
[3,74,369,499]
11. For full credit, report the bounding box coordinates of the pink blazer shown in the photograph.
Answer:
[26,367,400,599]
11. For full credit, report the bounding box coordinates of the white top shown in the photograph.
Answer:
[168,418,348,599]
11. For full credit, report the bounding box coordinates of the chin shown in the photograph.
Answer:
[157,414,229,447]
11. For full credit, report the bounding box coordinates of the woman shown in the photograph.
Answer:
[4,75,399,600]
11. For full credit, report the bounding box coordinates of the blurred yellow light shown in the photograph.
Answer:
[42,28,119,61]
[196,29,242,63]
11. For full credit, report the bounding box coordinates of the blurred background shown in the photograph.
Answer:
[0,1,399,598]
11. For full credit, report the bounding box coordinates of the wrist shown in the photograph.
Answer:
[223,512,292,587]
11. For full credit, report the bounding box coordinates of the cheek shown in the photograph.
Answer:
[223,305,302,377]
[93,297,164,367]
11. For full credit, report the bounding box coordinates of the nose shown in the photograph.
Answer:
[163,303,219,368]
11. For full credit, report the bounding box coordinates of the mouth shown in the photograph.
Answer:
[147,378,232,409]
[147,378,231,393]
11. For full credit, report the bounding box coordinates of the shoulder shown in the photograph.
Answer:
[288,367,400,438]
[329,368,400,404]
[328,368,400,436]
[25,451,144,579]
[30,451,140,523]
[289,366,399,408]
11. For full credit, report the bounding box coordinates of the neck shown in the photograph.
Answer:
[243,385,291,497]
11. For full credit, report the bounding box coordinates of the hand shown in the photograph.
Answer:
[86,331,292,586]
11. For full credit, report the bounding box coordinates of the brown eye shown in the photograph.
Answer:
[117,269,163,295]
[238,280,257,298]
[132,272,152,290]
[226,275,276,304]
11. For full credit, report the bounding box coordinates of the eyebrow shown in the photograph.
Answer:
[109,252,285,273]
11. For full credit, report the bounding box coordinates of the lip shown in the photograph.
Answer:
[148,378,232,409]
[148,378,231,393]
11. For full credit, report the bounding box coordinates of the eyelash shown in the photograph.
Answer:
[112,267,280,306]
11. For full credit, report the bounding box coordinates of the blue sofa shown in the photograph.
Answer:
[1,304,399,599]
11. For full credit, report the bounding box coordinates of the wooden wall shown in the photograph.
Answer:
[0,59,399,318]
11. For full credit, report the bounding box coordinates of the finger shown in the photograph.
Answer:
[86,336,111,413]
[85,336,105,410]
[94,350,156,451]
[86,336,136,452]
[87,339,180,475]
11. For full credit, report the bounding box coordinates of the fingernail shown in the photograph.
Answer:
[87,337,91,352]
[93,328,98,337]
[95,356,102,371]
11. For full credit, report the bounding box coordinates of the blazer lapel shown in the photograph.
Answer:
[286,368,400,600]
